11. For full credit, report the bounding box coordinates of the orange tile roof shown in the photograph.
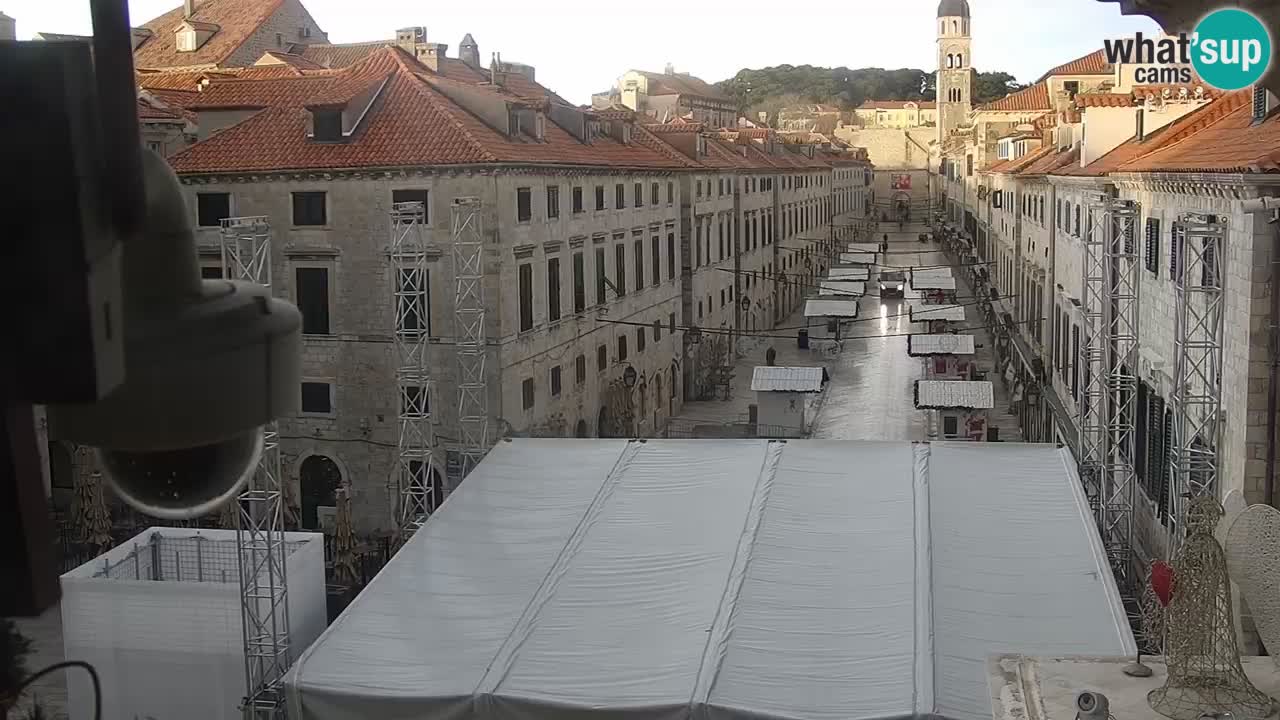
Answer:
[1056,90,1250,176]
[1036,48,1111,83]
[133,0,287,69]
[1115,90,1278,173]
[985,144,1052,175]
[137,97,185,121]
[978,82,1051,112]
[635,70,731,102]
[982,158,1015,173]
[644,122,704,134]
[1018,146,1079,176]
[1132,84,1222,102]
[256,50,325,70]
[295,42,386,69]
[168,47,698,174]
[1077,92,1134,107]
[136,64,307,92]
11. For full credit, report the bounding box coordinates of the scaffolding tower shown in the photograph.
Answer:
[390,201,440,537]
[1168,213,1226,546]
[452,198,491,482]
[1079,196,1141,592]
[219,217,291,720]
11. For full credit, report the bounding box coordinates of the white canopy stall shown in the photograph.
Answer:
[828,266,870,281]
[817,280,865,297]
[284,439,1135,720]
[846,242,881,253]
[908,334,978,380]
[838,250,877,265]
[909,304,966,323]
[914,379,995,441]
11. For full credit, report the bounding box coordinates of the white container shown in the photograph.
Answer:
[61,527,327,720]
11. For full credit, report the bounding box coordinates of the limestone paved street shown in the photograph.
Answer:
[669,222,1024,442]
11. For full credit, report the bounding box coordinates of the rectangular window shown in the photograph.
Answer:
[397,267,430,336]
[1070,324,1080,400]
[572,186,584,214]
[1170,221,1184,280]
[595,185,606,210]
[651,182,659,205]
[517,187,532,222]
[1201,235,1216,287]
[634,182,643,207]
[618,334,628,361]
[1074,205,1081,235]
[595,247,607,304]
[669,312,676,332]
[518,263,534,331]
[652,320,661,341]
[615,184,625,209]
[597,344,607,371]
[572,252,585,313]
[651,237,661,287]
[295,266,330,334]
[391,189,429,222]
[637,327,646,352]
[667,233,676,280]
[633,240,644,291]
[1145,218,1161,275]
[196,192,231,227]
[522,378,535,410]
[667,182,674,204]
[718,221,725,259]
[550,365,562,396]
[695,224,703,266]
[292,191,327,226]
[576,354,586,384]
[300,381,333,414]
[546,186,560,219]
[615,244,627,296]
[547,257,561,322]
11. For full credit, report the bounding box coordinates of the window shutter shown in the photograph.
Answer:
[1144,218,1160,275]
[1170,221,1183,281]
[1201,236,1217,287]
[1159,402,1173,525]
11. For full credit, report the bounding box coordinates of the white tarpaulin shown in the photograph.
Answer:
[818,280,865,296]
[286,440,1134,720]
[910,304,966,322]
[828,267,870,281]
[839,251,877,265]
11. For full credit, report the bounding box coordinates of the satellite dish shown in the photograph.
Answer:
[1225,504,1280,668]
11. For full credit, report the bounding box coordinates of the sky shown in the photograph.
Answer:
[7,0,1160,105]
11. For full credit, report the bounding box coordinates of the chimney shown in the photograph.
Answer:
[1135,108,1145,142]
[420,43,448,72]
[664,62,675,75]
[459,32,480,68]
[490,52,505,87]
[184,0,195,17]
[0,12,14,41]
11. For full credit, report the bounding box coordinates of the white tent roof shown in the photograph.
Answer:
[911,276,957,291]
[846,242,881,253]
[908,334,976,356]
[911,267,953,281]
[751,366,826,392]
[915,380,994,409]
[286,440,1135,720]
[818,280,865,296]
[910,304,967,322]
[839,251,877,265]
[804,298,859,317]
[829,266,870,281]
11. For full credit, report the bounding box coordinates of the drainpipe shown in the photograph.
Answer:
[1243,195,1280,506]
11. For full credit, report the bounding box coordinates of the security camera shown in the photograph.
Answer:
[47,149,302,519]
[1075,690,1110,720]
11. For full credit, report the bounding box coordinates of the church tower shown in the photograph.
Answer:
[936,0,973,146]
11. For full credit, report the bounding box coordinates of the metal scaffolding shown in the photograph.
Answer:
[390,201,440,538]
[1079,196,1141,590]
[1168,213,1226,545]
[452,197,491,483]
[219,216,291,720]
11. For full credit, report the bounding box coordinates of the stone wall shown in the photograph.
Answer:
[225,0,330,67]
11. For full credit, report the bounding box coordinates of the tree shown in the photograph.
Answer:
[716,65,1020,114]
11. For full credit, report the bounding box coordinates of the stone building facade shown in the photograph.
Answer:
[128,40,871,535]
[931,3,1280,605]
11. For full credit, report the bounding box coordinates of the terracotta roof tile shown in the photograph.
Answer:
[1116,90,1277,173]
[1077,92,1134,107]
[985,144,1052,175]
[295,42,385,69]
[1017,146,1078,176]
[256,50,325,70]
[133,0,286,69]
[168,47,697,174]
[644,122,704,134]
[635,70,730,101]
[137,97,185,120]
[1036,48,1111,83]
[978,82,1051,112]
[1132,84,1222,102]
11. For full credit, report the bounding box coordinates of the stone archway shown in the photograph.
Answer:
[597,406,611,439]
[575,419,590,438]
[299,454,343,531]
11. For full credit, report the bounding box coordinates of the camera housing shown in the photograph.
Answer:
[1075,690,1110,720]
[47,148,302,519]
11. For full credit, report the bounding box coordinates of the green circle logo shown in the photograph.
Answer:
[1191,8,1272,91]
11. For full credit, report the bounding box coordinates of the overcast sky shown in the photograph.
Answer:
[8,0,1159,104]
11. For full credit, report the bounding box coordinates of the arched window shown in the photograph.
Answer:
[956,53,963,67]
[299,454,342,530]
[597,405,611,438]
[952,20,958,33]
[946,54,953,69]
[575,419,589,438]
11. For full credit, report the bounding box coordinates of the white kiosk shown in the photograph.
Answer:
[829,266,870,281]
[913,380,995,441]
[910,274,957,304]
[839,250,877,265]
[818,279,866,297]
[751,366,828,438]
[907,334,977,379]
[803,298,858,356]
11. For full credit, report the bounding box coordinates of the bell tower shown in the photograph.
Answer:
[936,0,973,146]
